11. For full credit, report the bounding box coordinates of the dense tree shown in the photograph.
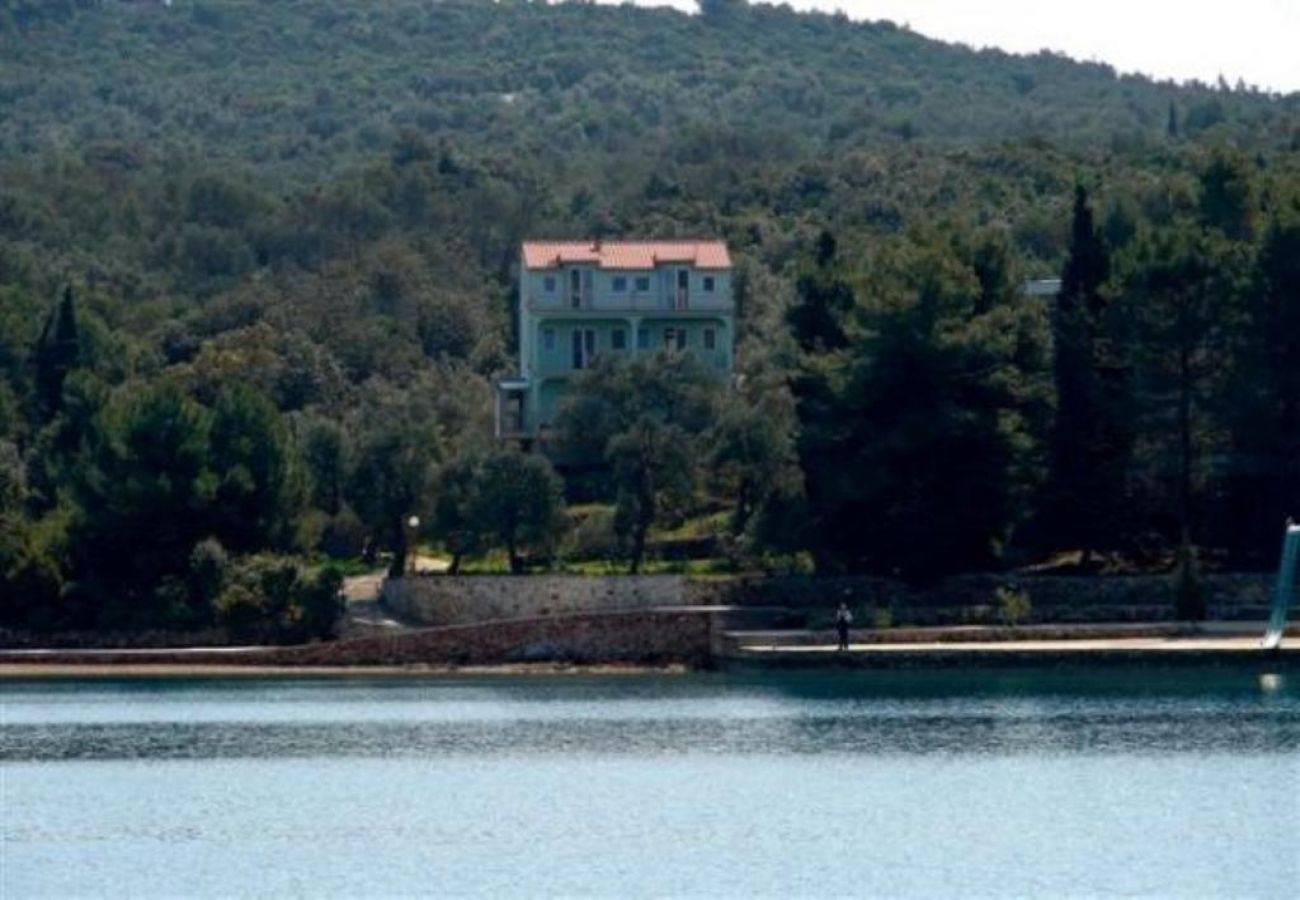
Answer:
[1221,213,1300,558]
[346,395,442,577]
[1199,151,1257,242]
[0,513,63,627]
[208,386,299,553]
[473,450,566,574]
[1124,224,1247,552]
[794,231,1050,578]
[1,0,1298,622]
[300,417,350,518]
[432,451,487,575]
[1256,218,1300,523]
[67,383,218,623]
[556,353,722,572]
[786,231,855,352]
[707,385,802,539]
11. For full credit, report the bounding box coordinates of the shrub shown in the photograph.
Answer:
[153,576,208,630]
[0,504,73,627]
[0,515,63,628]
[215,555,345,643]
[189,537,229,609]
[215,581,264,641]
[996,585,1032,626]
[296,564,345,641]
[317,507,367,560]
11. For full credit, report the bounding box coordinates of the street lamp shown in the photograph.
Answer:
[407,515,421,575]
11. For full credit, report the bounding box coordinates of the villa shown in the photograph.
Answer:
[497,239,735,439]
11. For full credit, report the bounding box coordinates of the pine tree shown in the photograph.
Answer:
[1254,218,1300,529]
[792,231,1048,578]
[1199,150,1256,242]
[1127,224,1241,559]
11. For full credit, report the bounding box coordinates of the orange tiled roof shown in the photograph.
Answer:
[522,240,731,271]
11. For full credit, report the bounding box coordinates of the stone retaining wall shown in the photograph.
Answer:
[383,572,1278,628]
[690,573,1277,624]
[384,574,689,627]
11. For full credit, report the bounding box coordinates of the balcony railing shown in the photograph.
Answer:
[527,294,731,314]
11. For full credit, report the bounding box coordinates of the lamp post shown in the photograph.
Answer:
[407,515,420,575]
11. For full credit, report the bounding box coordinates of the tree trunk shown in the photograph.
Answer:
[732,480,754,535]
[628,455,654,574]
[630,519,647,575]
[389,517,408,578]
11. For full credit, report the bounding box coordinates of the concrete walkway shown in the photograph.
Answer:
[742,635,1292,654]
[723,633,1300,669]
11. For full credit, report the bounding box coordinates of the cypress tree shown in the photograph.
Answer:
[1043,186,1129,565]
[33,286,81,421]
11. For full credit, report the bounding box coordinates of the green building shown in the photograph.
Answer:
[497,239,734,439]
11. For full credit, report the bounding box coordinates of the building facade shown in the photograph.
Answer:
[498,240,734,439]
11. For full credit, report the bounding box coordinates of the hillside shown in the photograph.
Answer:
[2,2,1295,293]
[4,1,1295,165]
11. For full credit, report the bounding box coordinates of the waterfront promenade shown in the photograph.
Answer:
[2,616,1295,676]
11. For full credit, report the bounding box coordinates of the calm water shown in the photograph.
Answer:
[2,668,1297,898]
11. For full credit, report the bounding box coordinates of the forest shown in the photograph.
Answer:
[1,0,1298,633]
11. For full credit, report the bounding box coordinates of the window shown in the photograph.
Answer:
[663,327,687,351]
[612,276,628,293]
[703,328,716,350]
[612,328,627,350]
[571,329,596,369]
[702,275,716,293]
[543,328,555,351]
[637,328,650,349]
[543,275,556,293]
[570,269,582,309]
[635,276,650,292]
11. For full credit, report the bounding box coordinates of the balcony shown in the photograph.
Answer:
[526,293,732,315]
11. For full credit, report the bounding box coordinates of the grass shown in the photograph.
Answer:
[653,510,732,541]
[313,556,384,578]
[430,554,742,577]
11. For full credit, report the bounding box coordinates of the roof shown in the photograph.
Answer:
[522,240,731,271]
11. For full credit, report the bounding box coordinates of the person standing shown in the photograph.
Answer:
[834,602,853,652]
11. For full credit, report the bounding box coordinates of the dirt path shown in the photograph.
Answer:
[340,570,406,637]
[338,555,449,637]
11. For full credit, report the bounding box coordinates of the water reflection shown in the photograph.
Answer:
[3,667,1296,761]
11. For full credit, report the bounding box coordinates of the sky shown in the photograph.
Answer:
[617,0,1300,94]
